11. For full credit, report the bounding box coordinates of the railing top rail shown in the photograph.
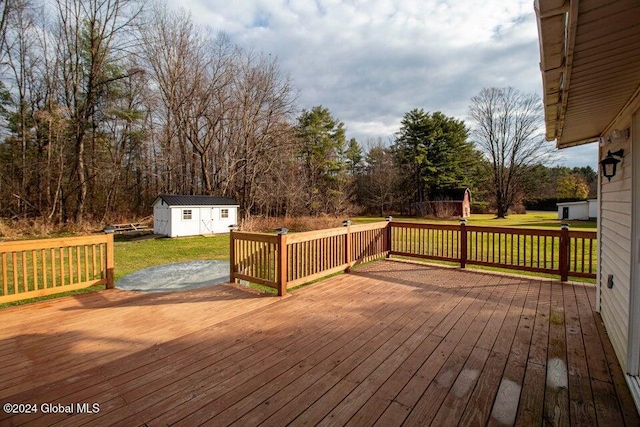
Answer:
[389,221,595,237]
[230,231,279,243]
[464,225,560,236]
[568,230,598,239]
[0,234,111,252]
[285,222,390,244]
[389,221,460,231]
[348,222,389,232]
[285,227,347,244]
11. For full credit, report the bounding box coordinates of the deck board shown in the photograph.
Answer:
[0,260,638,426]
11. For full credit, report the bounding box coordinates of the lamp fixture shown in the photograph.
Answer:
[610,128,630,142]
[602,128,630,145]
[600,149,624,181]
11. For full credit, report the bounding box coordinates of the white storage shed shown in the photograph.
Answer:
[152,195,239,237]
[556,199,598,221]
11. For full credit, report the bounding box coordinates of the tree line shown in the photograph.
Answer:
[0,1,592,225]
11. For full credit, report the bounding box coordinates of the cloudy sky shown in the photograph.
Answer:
[175,0,597,168]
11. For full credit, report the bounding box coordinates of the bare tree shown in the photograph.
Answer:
[0,0,307,224]
[54,0,142,223]
[229,51,296,215]
[3,0,37,216]
[468,87,555,218]
[140,6,232,196]
[140,5,295,217]
[360,142,399,216]
[0,0,12,58]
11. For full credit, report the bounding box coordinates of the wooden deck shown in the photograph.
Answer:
[0,260,638,426]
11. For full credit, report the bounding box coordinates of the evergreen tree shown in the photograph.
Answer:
[296,106,349,214]
[392,109,476,211]
[344,138,363,175]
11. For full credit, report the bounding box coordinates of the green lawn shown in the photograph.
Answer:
[113,234,230,281]
[354,211,596,231]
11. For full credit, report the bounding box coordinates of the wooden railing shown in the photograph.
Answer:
[390,222,597,281]
[230,222,389,295]
[286,222,389,288]
[0,234,114,304]
[229,231,280,289]
[231,221,597,296]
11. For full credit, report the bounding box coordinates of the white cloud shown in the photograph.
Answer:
[173,0,594,167]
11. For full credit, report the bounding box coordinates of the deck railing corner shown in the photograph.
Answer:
[230,221,597,296]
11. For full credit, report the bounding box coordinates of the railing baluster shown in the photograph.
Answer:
[41,249,48,289]
[589,239,595,273]
[76,245,81,283]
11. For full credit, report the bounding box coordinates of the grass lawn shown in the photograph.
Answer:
[354,211,596,231]
[114,234,230,281]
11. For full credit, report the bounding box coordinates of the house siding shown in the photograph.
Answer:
[599,114,633,372]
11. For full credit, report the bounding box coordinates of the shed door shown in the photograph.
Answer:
[562,207,569,220]
[200,208,214,234]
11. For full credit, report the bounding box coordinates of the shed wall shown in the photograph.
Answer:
[153,204,171,236]
[170,207,202,237]
[153,204,238,237]
[557,202,589,220]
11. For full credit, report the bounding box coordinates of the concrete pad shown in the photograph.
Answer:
[116,260,230,292]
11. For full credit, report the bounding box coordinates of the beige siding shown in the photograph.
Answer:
[599,115,633,372]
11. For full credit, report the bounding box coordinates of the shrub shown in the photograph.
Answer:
[240,215,345,233]
[471,201,491,214]
[524,198,584,211]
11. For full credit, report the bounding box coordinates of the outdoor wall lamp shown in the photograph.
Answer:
[600,149,624,181]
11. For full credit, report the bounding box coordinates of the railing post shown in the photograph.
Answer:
[459,219,467,268]
[105,233,115,289]
[229,230,236,283]
[560,223,569,282]
[344,220,352,272]
[385,216,393,258]
[277,230,288,296]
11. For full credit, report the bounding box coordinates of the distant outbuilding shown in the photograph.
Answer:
[429,188,472,218]
[557,199,597,221]
[152,195,239,237]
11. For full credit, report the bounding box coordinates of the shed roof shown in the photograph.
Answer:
[430,188,470,202]
[556,200,589,207]
[154,195,238,207]
[557,199,597,207]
